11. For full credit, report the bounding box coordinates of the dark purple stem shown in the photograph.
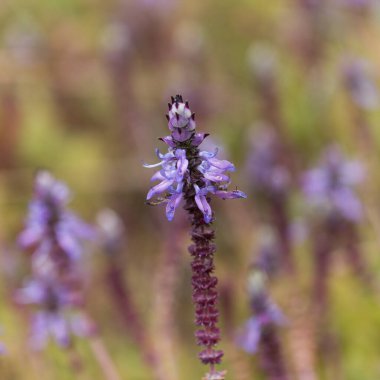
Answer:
[183,145,223,373]
[259,325,289,380]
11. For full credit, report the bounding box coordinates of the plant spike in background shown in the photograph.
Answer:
[145,95,247,380]
[16,172,122,380]
[16,171,96,350]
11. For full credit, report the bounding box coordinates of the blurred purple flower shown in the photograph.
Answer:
[15,278,94,349]
[16,171,97,352]
[343,59,378,110]
[237,270,284,354]
[302,146,365,222]
[19,171,95,265]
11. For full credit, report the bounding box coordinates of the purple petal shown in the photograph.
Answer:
[332,188,363,222]
[147,179,173,200]
[208,157,235,172]
[191,133,209,146]
[203,172,230,183]
[159,135,176,148]
[143,161,163,168]
[194,186,213,223]
[15,280,45,304]
[175,149,189,179]
[166,192,183,221]
[18,225,44,248]
[199,148,218,159]
[171,128,193,142]
[56,227,82,261]
[151,171,166,182]
[213,190,247,199]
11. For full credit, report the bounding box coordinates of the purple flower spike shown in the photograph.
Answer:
[145,95,246,378]
[302,146,365,223]
[17,171,97,351]
[19,171,94,268]
[145,96,246,223]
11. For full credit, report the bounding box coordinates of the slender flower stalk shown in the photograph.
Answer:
[145,95,246,379]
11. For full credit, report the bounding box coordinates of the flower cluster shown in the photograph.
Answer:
[16,171,95,349]
[145,95,246,223]
[302,146,364,223]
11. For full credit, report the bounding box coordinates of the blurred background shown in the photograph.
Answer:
[1,0,380,379]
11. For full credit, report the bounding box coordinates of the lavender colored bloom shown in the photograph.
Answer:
[343,59,378,110]
[145,95,246,378]
[19,171,94,266]
[302,146,365,222]
[16,278,93,349]
[17,171,97,351]
[146,97,246,223]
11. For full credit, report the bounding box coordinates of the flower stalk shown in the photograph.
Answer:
[145,95,246,378]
